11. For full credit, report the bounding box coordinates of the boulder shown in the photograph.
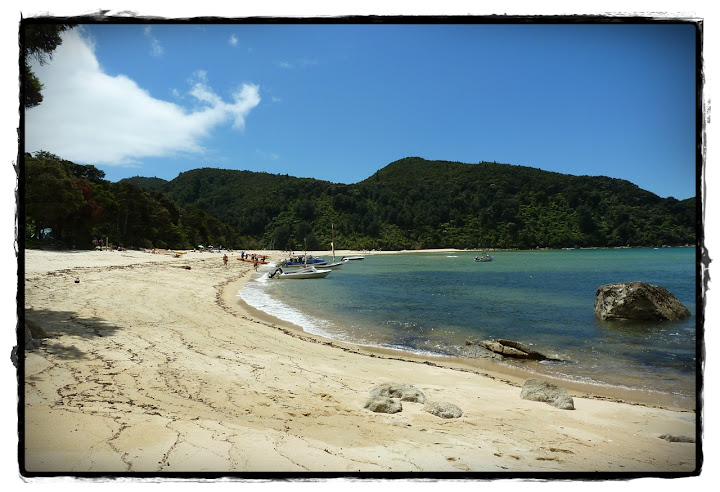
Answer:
[659,434,695,443]
[594,281,690,321]
[25,320,47,350]
[26,319,47,339]
[369,382,427,403]
[25,325,41,350]
[363,396,402,414]
[481,339,555,361]
[520,378,575,410]
[423,401,463,419]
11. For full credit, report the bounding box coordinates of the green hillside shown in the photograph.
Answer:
[24,152,247,250]
[24,153,696,251]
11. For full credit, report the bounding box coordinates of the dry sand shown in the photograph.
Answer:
[21,249,699,475]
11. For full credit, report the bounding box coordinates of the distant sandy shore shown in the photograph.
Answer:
[22,249,698,474]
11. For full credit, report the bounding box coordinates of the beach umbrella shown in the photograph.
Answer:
[198,245,204,249]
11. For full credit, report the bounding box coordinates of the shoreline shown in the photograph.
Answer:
[22,249,698,474]
[239,248,695,411]
[232,263,695,413]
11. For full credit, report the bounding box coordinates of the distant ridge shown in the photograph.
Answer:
[120,156,695,251]
[122,176,168,192]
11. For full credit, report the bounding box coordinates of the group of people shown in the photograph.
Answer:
[239,252,267,262]
[223,252,268,271]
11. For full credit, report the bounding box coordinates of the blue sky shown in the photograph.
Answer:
[25,21,698,199]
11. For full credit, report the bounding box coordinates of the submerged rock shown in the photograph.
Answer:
[481,339,555,361]
[520,378,575,410]
[370,382,427,403]
[423,401,463,419]
[594,281,690,321]
[363,396,402,414]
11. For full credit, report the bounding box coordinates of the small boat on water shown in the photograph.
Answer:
[324,224,349,269]
[267,266,331,279]
[279,255,327,268]
[323,259,349,269]
[474,254,494,262]
[341,255,365,261]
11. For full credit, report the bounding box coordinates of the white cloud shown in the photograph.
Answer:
[144,26,164,57]
[25,28,261,168]
[277,58,318,69]
[256,149,279,161]
[193,69,208,83]
[229,34,238,47]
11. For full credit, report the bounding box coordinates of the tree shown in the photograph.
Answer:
[22,23,74,108]
[24,152,85,241]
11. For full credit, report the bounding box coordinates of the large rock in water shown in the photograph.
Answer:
[594,281,691,321]
[520,378,575,410]
[481,339,555,361]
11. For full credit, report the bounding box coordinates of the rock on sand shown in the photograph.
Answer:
[520,378,575,410]
[369,382,427,403]
[423,401,463,419]
[363,395,403,414]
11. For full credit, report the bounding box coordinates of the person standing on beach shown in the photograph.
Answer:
[223,254,228,268]
[253,259,259,271]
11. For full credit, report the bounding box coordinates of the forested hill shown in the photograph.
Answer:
[120,156,696,251]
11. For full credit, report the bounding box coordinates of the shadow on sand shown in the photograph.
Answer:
[23,307,125,360]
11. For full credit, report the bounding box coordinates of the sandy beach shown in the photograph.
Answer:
[21,248,698,475]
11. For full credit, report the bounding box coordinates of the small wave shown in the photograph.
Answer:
[539,358,572,365]
[237,282,337,339]
[381,343,451,358]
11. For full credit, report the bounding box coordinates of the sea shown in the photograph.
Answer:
[238,248,699,409]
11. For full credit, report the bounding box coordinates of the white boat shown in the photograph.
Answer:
[341,255,365,261]
[323,259,349,269]
[474,254,494,262]
[324,224,350,269]
[267,266,331,279]
[278,254,327,268]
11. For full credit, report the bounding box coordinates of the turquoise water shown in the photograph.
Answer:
[239,248,698,404]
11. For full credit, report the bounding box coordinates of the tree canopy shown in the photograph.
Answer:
[115,156,696,252]
[24,152,247,250]
[22,23,74,108]
[25,154,696,251]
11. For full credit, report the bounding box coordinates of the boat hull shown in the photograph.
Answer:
[280,270,331,279]
[475,255,494,262]
[279,254,327,267]
[323,260,349,269]
[269,266,331,279]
